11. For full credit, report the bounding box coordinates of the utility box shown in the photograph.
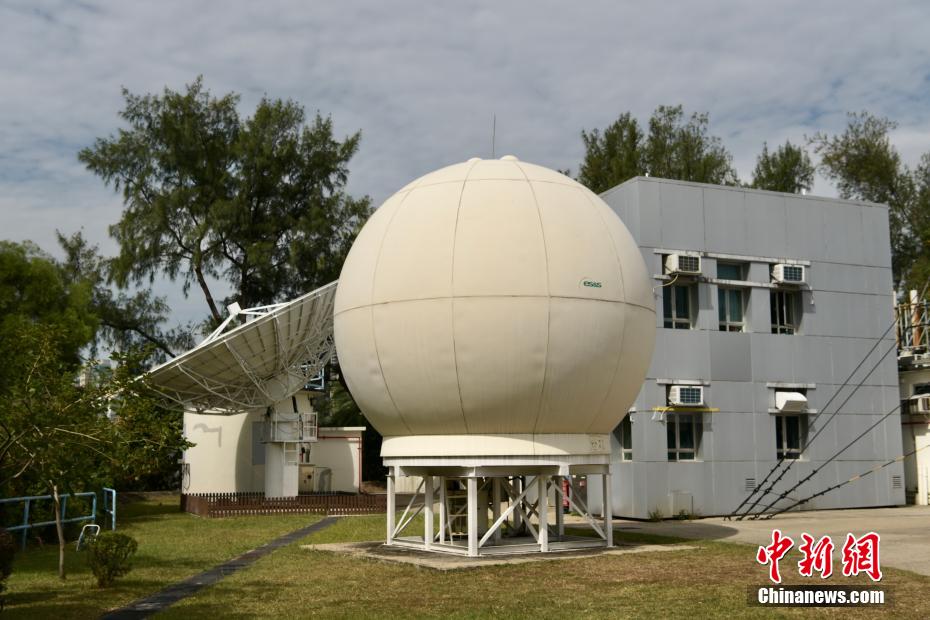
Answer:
[299,465,332,494]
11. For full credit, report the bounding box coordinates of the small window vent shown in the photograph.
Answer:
[744,478,757,492]
[892,475,903,489]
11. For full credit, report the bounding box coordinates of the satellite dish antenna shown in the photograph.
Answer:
[146,281,337,413]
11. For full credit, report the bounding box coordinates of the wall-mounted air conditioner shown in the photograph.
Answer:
[665,254,701,276]
[775,391,808,412]
[668,385,704,407]
[772,263,805,285]
[912,395,930,415]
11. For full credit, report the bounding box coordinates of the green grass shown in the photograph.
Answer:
[3,494,322,619]
[6,496,930,619]
[161,516,930,620]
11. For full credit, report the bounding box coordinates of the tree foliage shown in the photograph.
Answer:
[750,140,815,194]
[811,112,930,288]
[578,105,737,193]
[0,241,97,392]
[79,77,371,325]
[56,232,194,362]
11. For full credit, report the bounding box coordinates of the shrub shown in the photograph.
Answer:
[85,531,138,587]
[647,508,663,522]
[0,529,15,593]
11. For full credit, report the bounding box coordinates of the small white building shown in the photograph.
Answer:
[181,401,365,496]
[147,283,365,499]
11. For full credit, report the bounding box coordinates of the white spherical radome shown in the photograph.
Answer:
[333,157,655,458]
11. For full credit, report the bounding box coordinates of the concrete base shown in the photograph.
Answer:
[302,540,697,571]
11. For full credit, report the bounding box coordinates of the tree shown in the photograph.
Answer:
[577,105,737,193]
[810,112,927,287]
[0,241,189,578]
[0,323,189,578]
[578,112,645,194]
[79,77,371,326]
[750,140,815,193]
[0,241,97,392]
[57,232,194,362]
[644,105,738,185]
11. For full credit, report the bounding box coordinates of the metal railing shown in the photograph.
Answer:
[896,300,930,352]
[1,492,97,550]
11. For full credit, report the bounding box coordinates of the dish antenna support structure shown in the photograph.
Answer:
[146,282,338,497]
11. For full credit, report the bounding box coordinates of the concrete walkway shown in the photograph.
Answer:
[100,516,339,619]
[607,505,930,576]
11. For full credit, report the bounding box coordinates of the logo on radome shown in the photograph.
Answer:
[581,279,602,289]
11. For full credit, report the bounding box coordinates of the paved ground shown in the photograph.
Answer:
[303,540,697,571]
[101,517,340,619]
[605,505,930,576]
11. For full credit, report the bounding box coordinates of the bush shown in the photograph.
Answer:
[85,531,138,587]
[0,529,15,593]
[647,508,663,522]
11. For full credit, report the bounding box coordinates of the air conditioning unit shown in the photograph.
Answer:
[772,263,805,285]
[912,395,930,415]
[665,254,701,276]
[668,385,704,407]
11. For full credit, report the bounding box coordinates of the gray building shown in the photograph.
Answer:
[589,177,905,519]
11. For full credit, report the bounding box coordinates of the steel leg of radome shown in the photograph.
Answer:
[554,475,564,539]
[513,477,523,532]
[538,476,549,552]
[438,477,446,543]
[386,470,395,545]
[424,475,433,550]
[491,477,502,544]
[603,472,613,548]
[467,477,478,557]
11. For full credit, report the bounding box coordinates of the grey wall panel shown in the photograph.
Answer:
[822,201,866,265]
[744,193,787,258]
[658,182,705,251]
[708,380,755,414]
[710,412,761,461]
[786,196,826,261]
[860,205,892,268]
[709,333,753,382]
[636,180,662,248]
[652,329,711,381]
[703,187,749,255]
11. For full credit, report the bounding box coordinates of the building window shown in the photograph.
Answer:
[717,262,744,281]
[663,284,695,329]
[667,413,702,461]
[615,414,632,461]
[718,288,745,332]
[717,262,747,332]
[775,414,806,460]
[771,290,800,334]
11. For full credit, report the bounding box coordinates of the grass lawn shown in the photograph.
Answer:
[6,495,930,618]
[3,494,322,619]
[161,516,930,620]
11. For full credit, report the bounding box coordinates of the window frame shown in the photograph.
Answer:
[617,413,633,461]
[775,414,807,460]
[667,413,702,462]
[771,289,801,334]
[718,286,746,332]
[663,283,696,330]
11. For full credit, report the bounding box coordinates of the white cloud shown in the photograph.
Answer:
[2,0,930,327]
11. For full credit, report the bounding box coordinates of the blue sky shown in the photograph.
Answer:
[3,0,930,333]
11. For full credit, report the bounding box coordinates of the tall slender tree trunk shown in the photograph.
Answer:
[53,484,66,580]
[194,263,222,323]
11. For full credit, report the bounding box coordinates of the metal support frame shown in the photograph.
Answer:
[385,465,612,557]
